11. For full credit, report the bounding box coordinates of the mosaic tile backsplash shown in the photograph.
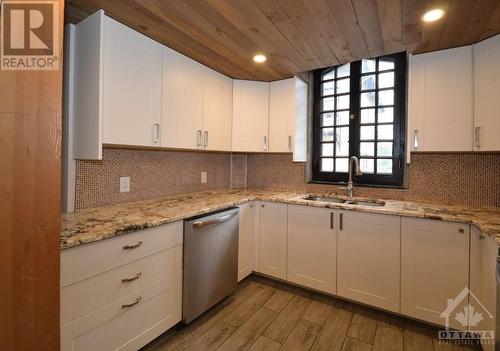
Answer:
[75,148,500,210]
[247,152,500,207]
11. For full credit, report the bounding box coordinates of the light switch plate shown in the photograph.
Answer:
[201,171,207,184]
[120,176,130,192]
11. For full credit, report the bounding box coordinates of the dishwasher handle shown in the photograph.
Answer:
[192,212,237,228]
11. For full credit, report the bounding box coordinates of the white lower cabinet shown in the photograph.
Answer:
[237,202,256,282]
[60,222,183,351]
[258,201,287,280]
[287,205,337,294]
[337,211,400,312]
[401,218,469,329]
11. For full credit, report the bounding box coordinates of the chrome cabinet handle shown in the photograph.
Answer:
[339,213,343,230]
[192,212,237,228]
[121,296,141,309]
[475,127,481,148]
[123,241,143,250]
[121,272,142,283]
[330,212,334,229]
[152,124,160,144]
[413,129,419,149]
[204,131,208,148]
[263,136,268,151]
[288,135,292,152]
[197,130,202,148]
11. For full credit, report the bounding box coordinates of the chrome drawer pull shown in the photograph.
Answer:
[123,241,143,250]
[121,296,141,309]
[121,272,142,283]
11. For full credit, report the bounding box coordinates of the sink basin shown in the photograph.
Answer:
[302,195,346,204]
[344,200,385,207]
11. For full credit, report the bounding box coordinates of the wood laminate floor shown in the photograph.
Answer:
[142,275,482,351]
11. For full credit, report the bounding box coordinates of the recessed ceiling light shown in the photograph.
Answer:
[422,8,445,22]
[253,54,267,63]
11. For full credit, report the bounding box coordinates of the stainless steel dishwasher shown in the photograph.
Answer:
[183,207,239,323]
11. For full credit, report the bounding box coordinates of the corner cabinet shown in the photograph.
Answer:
[232,80,270,152]
[258,202,287,280]
[473,34,500,151]
[70,10,163,159]
[408,46,473,157]
[287,205,336,294]
[337,211,400,312]
[401,218,469,330]
[237,202,256,282]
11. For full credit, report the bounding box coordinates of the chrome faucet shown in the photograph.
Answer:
[345,156,362,198]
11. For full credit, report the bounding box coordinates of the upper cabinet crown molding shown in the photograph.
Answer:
[473,34,500,151]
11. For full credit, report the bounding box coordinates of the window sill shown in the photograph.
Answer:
[307,180,407,190]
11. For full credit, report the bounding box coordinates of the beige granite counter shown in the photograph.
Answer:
[61,189,500,250]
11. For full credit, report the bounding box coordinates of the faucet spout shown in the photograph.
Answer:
[346,156,362,198]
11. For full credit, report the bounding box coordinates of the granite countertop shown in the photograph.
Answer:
[60,188,500,250]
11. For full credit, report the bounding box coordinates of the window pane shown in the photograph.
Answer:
[378,124,393,140]
[322,96,335,111]
[378,72,394,88]
[362,59,376,73]
[360,142,374,156]
[337,63,350,78]
[377,159,393,174]
[360,108,375,124]
[321,128,334,142]
[378,89,394,105]
[379,59,394,71]
[377,142,393,157]
[361,75,376,91]
[336,78,350,94]
[378,107,393,123]
[321,112,334,126]
[322,81,335,96]
[321,143,334,157]
[360,92,375,107]
[360,158,374,173]
[336,111,349,126]
[321,158,333,172]
[336,95,349,109]
[335,127,349,156]
[336,158,348,172]
[322,69,335,80]
[360,125,375,140]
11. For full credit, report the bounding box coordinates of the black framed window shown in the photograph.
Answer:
[312,52,407,187]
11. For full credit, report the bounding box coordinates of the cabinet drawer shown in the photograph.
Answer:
[61,271,182,351]
[61,245,182,325]
[61,221,183,287]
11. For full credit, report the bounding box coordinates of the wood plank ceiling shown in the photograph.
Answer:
[65,0,500,81]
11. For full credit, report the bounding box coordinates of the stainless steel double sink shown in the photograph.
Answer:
[302,195,386,207]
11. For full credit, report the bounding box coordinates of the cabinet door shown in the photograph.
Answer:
[269,78,295,153]
[237,202,255,282]
[102,16,162,147]
[232,80,269,152]
[408,46,473,156]
[473,34,500,151]
[287,205,336,294]
[202,67,232,151]
[258,202,287,280]
[401,218,469,329]
[162,46,203,149]
[337,211,400,312]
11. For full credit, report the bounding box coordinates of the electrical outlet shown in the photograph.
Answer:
[120,176,130,192]
[201,171,207,184]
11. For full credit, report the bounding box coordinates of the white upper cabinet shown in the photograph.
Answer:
[102,15,162,147]
[232,80,270,152]
[337,211,400,313]
[408,46,473,157]
[202,67,232,151]
[401,218,469,329]
[71,10,162,159]
[473,34,500,151]
[287,205,336,294]
[161,46,204,150]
